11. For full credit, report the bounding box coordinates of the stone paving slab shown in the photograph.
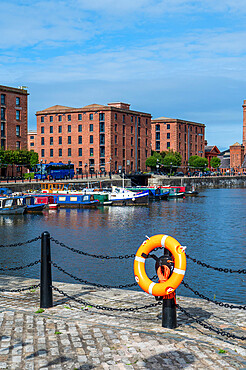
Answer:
[0,274,245,369]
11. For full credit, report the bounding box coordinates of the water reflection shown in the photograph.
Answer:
[0,188,245,304]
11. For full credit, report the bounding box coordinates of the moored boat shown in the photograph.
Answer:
[35,195,58,210]
[0,197,26,215]
[108,187,149,206]
[16,195,45,213]
[53,193,99,208]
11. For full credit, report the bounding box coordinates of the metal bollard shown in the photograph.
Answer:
[162,249,177,328]
[40,231,53,308]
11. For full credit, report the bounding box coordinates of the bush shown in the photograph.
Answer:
[24,172,34,179]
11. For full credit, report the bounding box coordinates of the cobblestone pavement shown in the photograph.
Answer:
[0,275,245,369]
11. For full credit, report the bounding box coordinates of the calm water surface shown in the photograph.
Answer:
[0,188,245,304]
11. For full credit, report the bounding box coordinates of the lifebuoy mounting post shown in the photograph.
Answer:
[134,234,186,328]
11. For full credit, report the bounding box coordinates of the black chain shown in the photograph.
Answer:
[50,237,135,260]
[51,261,158,289]
[52,285,162,312]
[176,304,246,341]
[181,281,246,310]
[0,260,40,271]
[0,236,41,248]
[186,254,246,274]
[0,284,40,293]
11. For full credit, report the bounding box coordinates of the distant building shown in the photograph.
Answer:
[36,102,152,173]
[243,100,246,152]
[230,142,245,173]
[151,117,205,169]
[27,131,37,152]
[205,145,220,168]
[0,85,28,151]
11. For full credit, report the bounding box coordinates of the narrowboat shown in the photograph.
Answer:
[16,195,45,213]
[53,193,99,208]
[35,195,58,210]
[108,187,149,206]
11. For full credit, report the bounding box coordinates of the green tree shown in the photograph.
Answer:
[210,157,221,169]
[188,155,208,170]
[146,156,157,170]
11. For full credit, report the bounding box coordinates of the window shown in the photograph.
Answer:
[167,124,170,129]
[146,118,148,124]
[90,148,93,156]
[16,125,20,136]
[123,149,125,158]
[30,136,34,139]
[50,149,53,157]
[146,139,147,146]
[41,149,45,157]
[138,138,140,147]
[145,149,148,157]
[131,116,133,123]
[50,116,53,122]
[131,137,133,145]
[59,149,62,156]
[68,125,71,132]
[68,148,71,156]
[30,143,34,147]
[90,135,93,144]
[138,117,140,124]
[131,149,133,157]
[78,136,82,144]
[123,125,125,134]
[78,148,82,156]
[16,97,20,106]
[115,135,117,144]
[1,107,5,120]
[1,94,5,105]
[79,161,82,166]
[41,126,44,134]
[131,126,133,134]
[41,116,44,123]
[59,137,62,144]
[115,113,117,120]
[78,124,82,132]
[100,147,105,157]
[146,128,148,136]
[1,122,5,136]
[68,136,71,144]
[16,110,20,120]
[50,126,53,133]
[58,115,62,122]
[156,124,160,131]
[100,134,105,144]
[50,137,53,145]
[114,161,117,171]
[167,133,170,139]
[123,137,125,146]
[90,124,93,132]
[115,148,117,156]
[99,113,105,121]
[138,127,140,136]
[78,114,82,121]
[100,122,104,132]
[122,115,125,123]
[68,114,71,121]
[16,141,20,150]
[115,124,117,132]
[156,142,160,150]
[89,113,93,120]
[41,137,44,145]
[167,142,170,149]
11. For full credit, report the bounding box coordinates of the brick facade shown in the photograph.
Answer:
[36,103,152,173]
[230,142,245,172]
[27,131,37,152]
[243,100,246,154]
[0,85,28,151]
[151,117,205,169]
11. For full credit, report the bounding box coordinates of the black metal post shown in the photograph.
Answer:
[40,231,53,308]
[162,248,177,328]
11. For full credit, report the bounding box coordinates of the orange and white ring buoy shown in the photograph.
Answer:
[134,234,186,296]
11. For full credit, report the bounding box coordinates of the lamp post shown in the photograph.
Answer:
[109,157,112,179]
[156,158,159,174]
[169,162,172,177]
[40,159,43,180]
[68,160,71,179]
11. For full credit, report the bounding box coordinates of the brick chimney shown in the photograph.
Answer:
[243,100,246,154]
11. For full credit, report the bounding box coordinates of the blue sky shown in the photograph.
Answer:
[1,0,246,150]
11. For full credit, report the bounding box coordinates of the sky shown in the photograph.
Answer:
[1,0,246,151]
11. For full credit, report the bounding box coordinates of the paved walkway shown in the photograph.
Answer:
[0,275,245,369]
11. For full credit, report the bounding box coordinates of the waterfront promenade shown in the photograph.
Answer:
[0,275,245,369]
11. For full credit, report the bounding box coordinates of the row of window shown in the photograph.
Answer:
[1,107,21,121]
[155,123,203,134]
[1,94,21,106]
[0,124,20,137]
[41,113,105,123]
[41,148,96,158]
[40,123,100,134]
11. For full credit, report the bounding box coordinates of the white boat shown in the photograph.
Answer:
[108,186,149,206]
[0,197,26,215]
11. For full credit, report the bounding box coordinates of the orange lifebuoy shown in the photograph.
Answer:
[134,234,186,296]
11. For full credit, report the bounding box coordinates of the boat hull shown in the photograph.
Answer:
[110,193,149,206]
[0,206,26,215]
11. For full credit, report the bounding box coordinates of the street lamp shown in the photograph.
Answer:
[156,158,159,174]
[40,159,43,180]
[169,162,173,177]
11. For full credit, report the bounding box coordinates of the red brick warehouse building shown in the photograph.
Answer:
[36,102,152,174]
[0,85,28,151]
[151,117,206,171]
